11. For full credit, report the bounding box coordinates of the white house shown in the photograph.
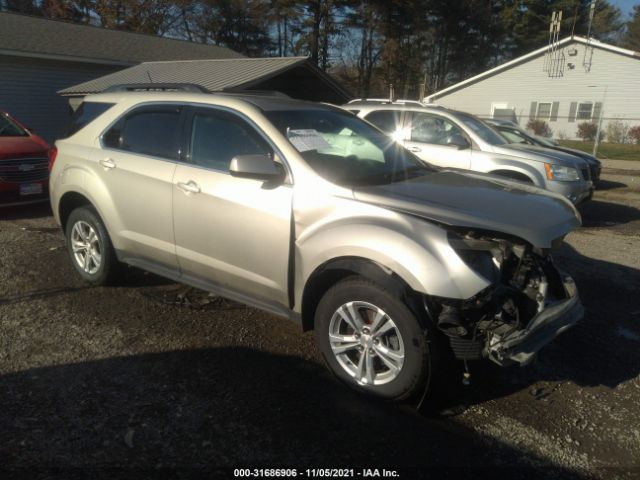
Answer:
[425,36,640,140]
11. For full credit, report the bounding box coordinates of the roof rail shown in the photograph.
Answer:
[221,89,291,98]
[103,83,209,93]
[346,98,427,106]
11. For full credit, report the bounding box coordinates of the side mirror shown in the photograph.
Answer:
[446,133,470,149]
[229,154,284,181]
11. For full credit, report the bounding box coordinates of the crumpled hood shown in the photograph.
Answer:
[353,170,581,248]
[494,143,584,166]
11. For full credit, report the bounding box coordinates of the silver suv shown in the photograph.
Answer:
[50,90,583,402]
[347,101,593,204]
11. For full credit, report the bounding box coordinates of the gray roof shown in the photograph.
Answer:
[0,11,242,65]
[58,57,352,103]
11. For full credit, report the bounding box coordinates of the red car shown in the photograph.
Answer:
[0,111,53,206]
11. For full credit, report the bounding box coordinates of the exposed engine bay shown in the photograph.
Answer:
[431,229,582,366]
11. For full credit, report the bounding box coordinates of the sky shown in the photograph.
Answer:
[611,0,638,17]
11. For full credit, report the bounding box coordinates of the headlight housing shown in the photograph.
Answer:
[545,163,580,181]
[448,233,504,283]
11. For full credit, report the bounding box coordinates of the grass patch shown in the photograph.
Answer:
[558,140,640,161]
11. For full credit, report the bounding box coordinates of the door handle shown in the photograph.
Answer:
[99,158,116,169]
[409,146,421,153]
[176,180,201,194]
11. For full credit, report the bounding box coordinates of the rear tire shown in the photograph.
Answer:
[314,276,436,401]
[65,206,120,285]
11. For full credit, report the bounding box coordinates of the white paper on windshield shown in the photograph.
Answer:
[287,129,331,152]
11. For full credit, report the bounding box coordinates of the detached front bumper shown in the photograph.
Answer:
[487,275,583,366]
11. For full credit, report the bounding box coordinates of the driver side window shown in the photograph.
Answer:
[189,109,271,172]
[410,112,464,145]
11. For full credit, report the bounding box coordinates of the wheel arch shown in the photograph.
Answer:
[489,168,536,184]
[300,256,428,332]
[58,191,94,232]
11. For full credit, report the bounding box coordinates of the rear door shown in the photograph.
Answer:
[172,106,292,307]
[403,111,472,169]
[362,109,406,140]
[98,104,183,271]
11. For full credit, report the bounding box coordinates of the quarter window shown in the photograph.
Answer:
[189,110,271,171]
[536,102,552,120]
[68,102,115,136]
[103,106,181,160]
[577,102,593,120]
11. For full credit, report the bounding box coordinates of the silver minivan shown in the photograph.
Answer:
[347,101,593,204]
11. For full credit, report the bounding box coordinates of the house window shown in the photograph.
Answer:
[536,102,552,120]
[577,102,594,120]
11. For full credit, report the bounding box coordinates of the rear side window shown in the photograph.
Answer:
[103,106,181,160]
[68,102,114,136]
[364,110,402,134]
[189,109,271,171]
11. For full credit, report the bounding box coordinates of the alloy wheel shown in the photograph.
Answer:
[70,220,102,275]
[328,301,405,386]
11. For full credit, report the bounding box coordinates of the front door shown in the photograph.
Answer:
[172,107,292,307]
[403,111,472,170]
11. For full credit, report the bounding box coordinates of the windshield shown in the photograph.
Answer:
[502,126,557,147]
[534,135,557,147]
[455,113,506,146]
[0,114,29,137]
[265,109,434,186]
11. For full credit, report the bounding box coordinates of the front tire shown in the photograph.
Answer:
[65,206,119,285]
[314,276,435,401]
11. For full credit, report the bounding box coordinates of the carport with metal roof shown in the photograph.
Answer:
[59,57,352,105]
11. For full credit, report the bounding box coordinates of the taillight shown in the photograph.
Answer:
[48,147,58,172]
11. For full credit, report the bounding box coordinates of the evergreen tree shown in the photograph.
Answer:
[622,5,640,51]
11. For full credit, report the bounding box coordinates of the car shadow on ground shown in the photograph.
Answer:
[0,347,590,479]
[593,179,627,191]
[452,241,640,407]
[579,198,640,227]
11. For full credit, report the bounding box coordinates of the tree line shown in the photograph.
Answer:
[2,0,638,98]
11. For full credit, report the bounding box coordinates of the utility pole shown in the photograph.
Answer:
[587,0,597,40]
[592,85,608,157]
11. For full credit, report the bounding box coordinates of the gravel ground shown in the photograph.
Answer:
[1,166,639,479]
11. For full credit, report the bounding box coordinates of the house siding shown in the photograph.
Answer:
[0,55,122,143]
[429,42,640,140]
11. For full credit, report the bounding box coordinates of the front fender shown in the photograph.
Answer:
[471,154,546,186]
[294,216,491,311]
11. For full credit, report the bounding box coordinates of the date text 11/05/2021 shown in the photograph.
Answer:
[233,468,400,478]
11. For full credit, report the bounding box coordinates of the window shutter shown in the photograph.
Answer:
[550,102,560,122]
[568,102,577,122]
[592,102,602,121]
[529,101,537,120]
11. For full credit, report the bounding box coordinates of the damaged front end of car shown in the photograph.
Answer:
[429,229,583,367]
